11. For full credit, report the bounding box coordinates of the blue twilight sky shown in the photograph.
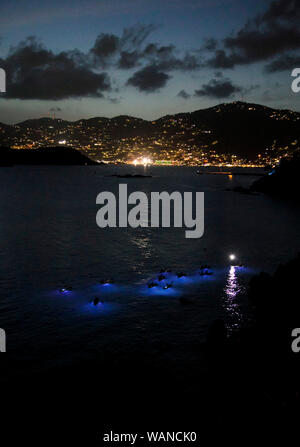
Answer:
[0,0,299,123]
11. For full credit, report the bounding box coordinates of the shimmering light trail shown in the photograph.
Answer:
[223,266,243,331]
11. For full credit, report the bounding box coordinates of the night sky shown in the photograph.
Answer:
[0,0,299,123]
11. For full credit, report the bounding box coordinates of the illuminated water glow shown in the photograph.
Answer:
[52,264,251,320]
[81,301,116,316]
[59,288,71,294]
[223,266,243,331]
[140,284,180,298]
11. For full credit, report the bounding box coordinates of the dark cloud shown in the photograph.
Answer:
[157,52,201,71]
[194,78,242,99]
[202,38,217,51]
[205,0,300,69]
[49,107,62,112]
[142,43,201,71]
[194,76,259,99]
[90,26,202,72]
[127,65,170,92]
[120,24,157,51]
[118,50,141,69]
[92,24,158,68]
[224,27,300,65]
[1,37,111,100]
[206,49,242,69]
[90,33,119,66]
[0,25,204,100]
[264,54,300,72]
[177,89,191,99]
[143,43,174,65]
[256,0,299,24]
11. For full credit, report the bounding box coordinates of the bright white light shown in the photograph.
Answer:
[229,254,236,260]
[132,157,152,166]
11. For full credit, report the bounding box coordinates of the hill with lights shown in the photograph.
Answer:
[0,102,299,164]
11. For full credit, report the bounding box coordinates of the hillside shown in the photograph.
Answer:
[0,102,299,162]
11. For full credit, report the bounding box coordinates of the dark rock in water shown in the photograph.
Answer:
[199,269,213,276]
[59,286,73,293]
[99,279,114,285]
[110,174,152,178]
[158,274,166,281]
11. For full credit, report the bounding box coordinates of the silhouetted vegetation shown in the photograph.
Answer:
[252,151,300,197]
[0,146,97,165]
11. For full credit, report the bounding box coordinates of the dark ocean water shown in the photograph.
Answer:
[0,165,299,373]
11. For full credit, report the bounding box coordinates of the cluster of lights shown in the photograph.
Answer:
[133,157,152,166]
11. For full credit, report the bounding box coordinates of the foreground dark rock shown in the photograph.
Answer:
[206,253,300,411]
[0,146,97,165]
[251,152,300,197]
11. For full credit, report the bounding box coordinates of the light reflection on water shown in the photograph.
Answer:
[130,231,154,278]
[223,266,244,332]
[131,234,153,259]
